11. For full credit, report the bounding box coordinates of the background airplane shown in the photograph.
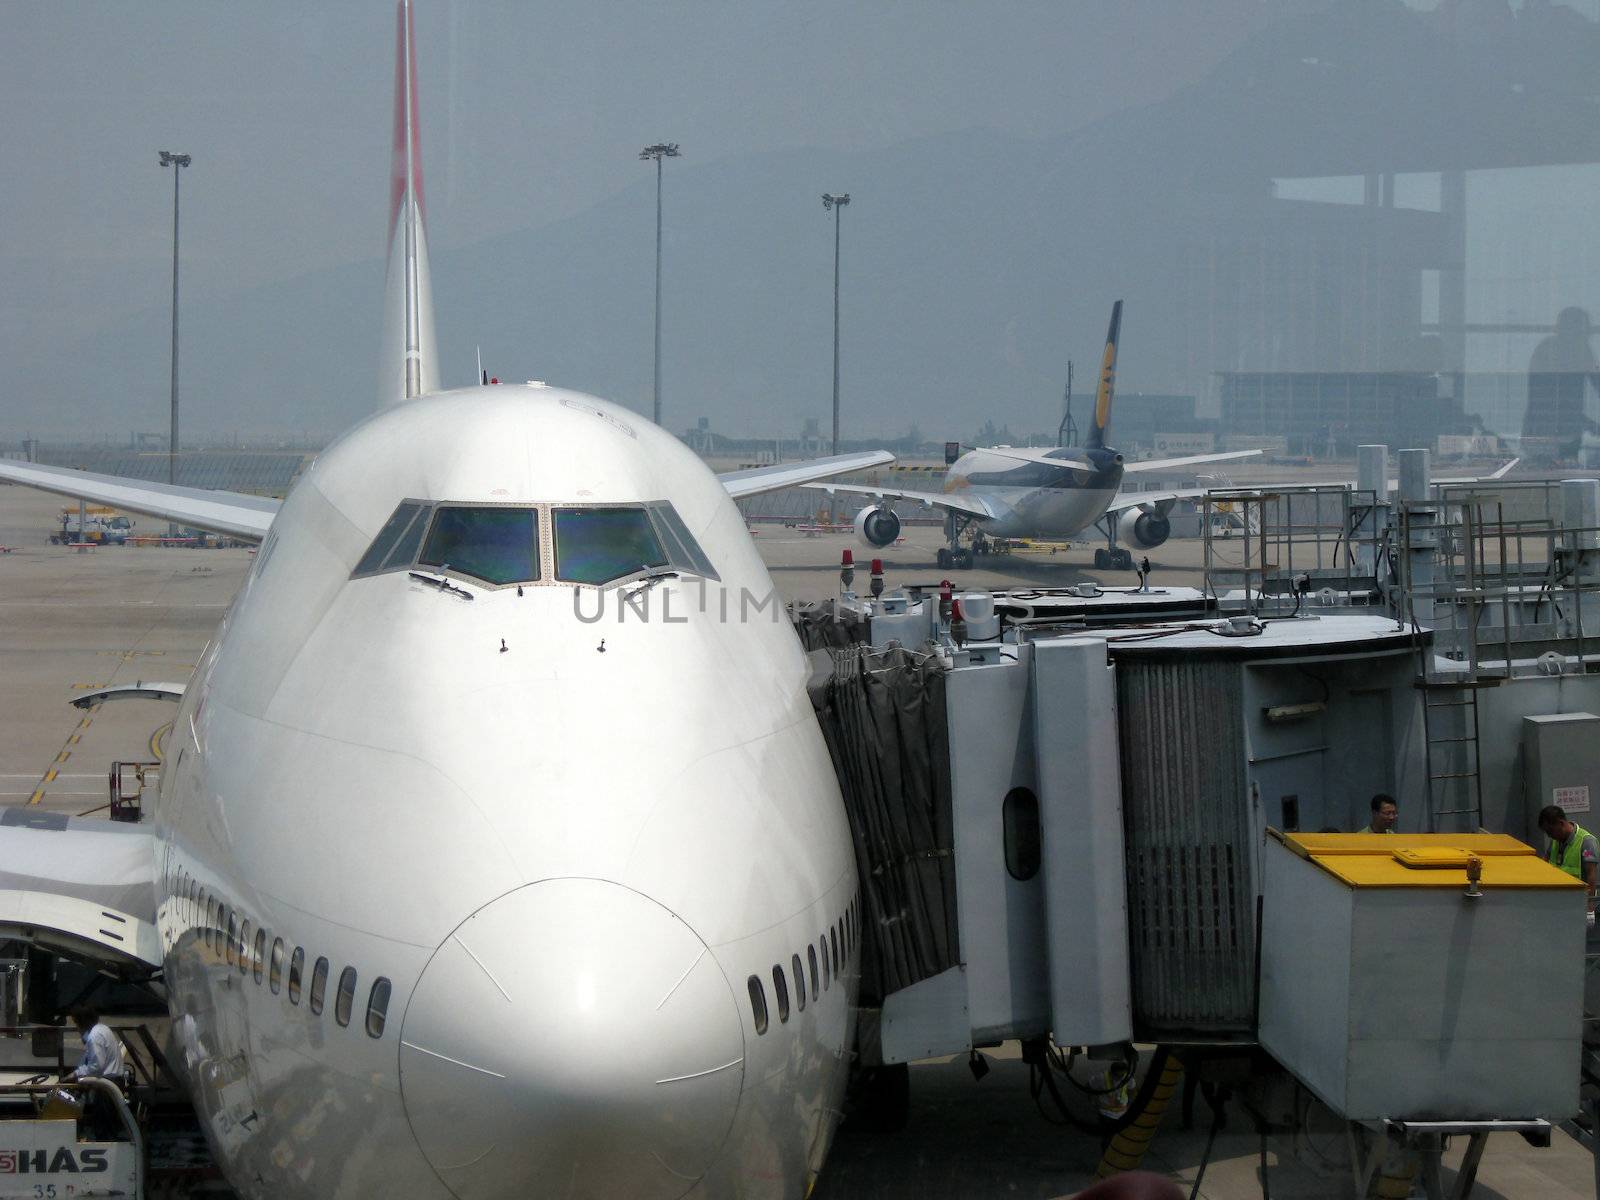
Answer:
[806,301,1262,569]
[0,3,892,1197]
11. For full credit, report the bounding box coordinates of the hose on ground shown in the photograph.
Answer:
[1093,1051,1184,1179]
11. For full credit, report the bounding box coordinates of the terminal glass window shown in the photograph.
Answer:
[418,506,538,585]
[288,947,304,1005]
[269,938,285,994]
[309,956,329,1015]
[367,977,392,1038]
[335,966,357,1027]
[553,507,668,585]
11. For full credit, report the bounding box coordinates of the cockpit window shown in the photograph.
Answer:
[646,503,719,581]
[352,500,432,578]
[353,499,713,587]
[418,507,539,585]
[354,502,421,575]
[553,507,668,585]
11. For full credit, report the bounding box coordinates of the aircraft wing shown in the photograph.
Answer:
[1107,488,1214,515]
[1121,449,1263,474]
[0,459,278,542]
[1228,458,1521,491]
[1435,457,1520,484]
[1108,457,1524,517]
[800,480,997,520]
[718,450,896,500]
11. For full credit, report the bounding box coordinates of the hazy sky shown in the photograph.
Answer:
[2,2,1284,287]
[4,1,1598,443]
[0,2,1287,422]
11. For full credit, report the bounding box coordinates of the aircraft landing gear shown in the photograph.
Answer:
[939,514,977,570]
[1093,546,1134,570]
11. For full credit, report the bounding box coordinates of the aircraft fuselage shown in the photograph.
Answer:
[943,447,1124,538]
[153,386,861,1199]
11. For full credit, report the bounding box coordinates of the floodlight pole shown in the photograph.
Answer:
[159,150,191,535]
[640,143,680,429]
[823,193,850,523]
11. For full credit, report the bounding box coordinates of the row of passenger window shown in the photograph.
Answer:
[352,499,718,588]
[746,894,863,1037]
[167,867,391,1039]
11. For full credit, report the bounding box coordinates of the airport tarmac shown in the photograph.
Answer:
[0,482,1593,1198]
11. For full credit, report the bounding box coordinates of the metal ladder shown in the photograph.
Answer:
[1417,676,1488,833]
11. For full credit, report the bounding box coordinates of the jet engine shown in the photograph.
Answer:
[1116,506,1172,549]
[855,505,902,548]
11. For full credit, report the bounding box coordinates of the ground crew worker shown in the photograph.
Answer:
[1538,805,1598,920]
[64,1008,125,1139]
[1363,794,1398,834]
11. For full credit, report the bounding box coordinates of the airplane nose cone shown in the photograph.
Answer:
[399,880,745,1200]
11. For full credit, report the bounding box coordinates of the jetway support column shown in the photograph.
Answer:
[1356,444,1390,579]
[1398,448,1436,630]
[1032,638,1131,1046]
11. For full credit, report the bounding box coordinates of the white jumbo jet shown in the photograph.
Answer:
[808,301,1264,570]
[0,4,889,1197]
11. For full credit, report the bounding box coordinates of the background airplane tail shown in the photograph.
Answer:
[1083,300,1122,450]
[379,0,440,405]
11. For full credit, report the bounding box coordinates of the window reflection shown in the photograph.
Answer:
[419,506,539,585]
[554,507,667,584]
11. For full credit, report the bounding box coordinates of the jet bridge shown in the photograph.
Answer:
[805,573,1586,1190]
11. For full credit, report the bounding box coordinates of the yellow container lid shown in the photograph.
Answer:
[1270,830,1584,889]
[1280,832,1534,858]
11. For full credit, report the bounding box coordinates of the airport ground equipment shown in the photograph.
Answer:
[804,461,1600,1189]
[1260,831,1583,1122]
[0,1081,141,1199]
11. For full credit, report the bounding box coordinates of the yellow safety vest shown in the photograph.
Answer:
[1548,824,1593,880]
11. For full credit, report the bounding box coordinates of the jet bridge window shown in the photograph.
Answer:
[353,501,432,577]
[418,506,539,585]
[335,967,357,1027]
[553,507,669,585]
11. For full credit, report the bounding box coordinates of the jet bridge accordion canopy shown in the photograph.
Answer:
[812,642,958,1007]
